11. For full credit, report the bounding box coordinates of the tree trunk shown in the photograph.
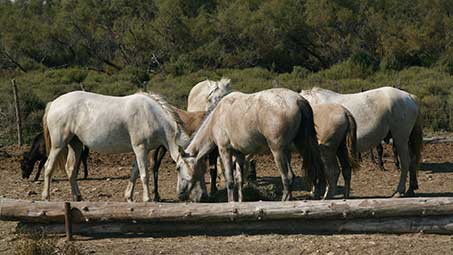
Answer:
[11,80,23,146]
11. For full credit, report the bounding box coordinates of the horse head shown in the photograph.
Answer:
[207,78,231,108]
[175,146,208,202]
[20,152,34,179]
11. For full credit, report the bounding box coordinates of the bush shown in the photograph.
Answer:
[0,65,452,145]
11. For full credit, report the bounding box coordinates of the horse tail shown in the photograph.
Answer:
[410,108,423,165]
[43,102,52,155]
[344,108,360,171]
[42,102,66,171]
[294,98,325,191]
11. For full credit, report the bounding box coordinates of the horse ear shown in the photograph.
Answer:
[219,78,231,90]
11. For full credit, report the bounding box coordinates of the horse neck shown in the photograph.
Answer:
[30,137,46,160]
[164,121,191,162]
[186,112,216,161]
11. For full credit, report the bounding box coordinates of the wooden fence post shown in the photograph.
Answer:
[64,202,73,241]
[11,80,23,146]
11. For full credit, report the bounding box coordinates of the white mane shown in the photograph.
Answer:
[140,92,190,144]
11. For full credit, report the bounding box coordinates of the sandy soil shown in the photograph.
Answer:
[1,143,453,254]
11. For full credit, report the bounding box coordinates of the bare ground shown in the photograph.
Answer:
[1,143,453,254]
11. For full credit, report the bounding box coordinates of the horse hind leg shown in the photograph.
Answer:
[271,148,293,201]
[337,142,352,199]
[392,138,410,197]
[66,139,83,201]
[125,160,139,202]
[319,146,340,199]
[406,146,418,196]
[42,147,65,200]
[218,147,235,202]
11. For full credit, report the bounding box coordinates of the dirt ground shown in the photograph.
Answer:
[1,143,453,254]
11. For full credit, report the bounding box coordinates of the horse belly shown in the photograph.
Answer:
[229,132,269,155]
[78,128,133,154]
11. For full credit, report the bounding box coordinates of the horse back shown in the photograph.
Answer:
[212,89,302,153]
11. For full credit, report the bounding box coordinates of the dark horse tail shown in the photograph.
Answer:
[408,95,424,190]
[344,108,360,170]
[294,97,325,197]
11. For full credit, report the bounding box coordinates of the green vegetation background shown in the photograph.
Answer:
[1,0,452,145]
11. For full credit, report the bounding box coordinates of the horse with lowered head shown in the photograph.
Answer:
[176,88,325,202]
[21,132,89,181]
[300,86,423,197]
[41,91,196,202]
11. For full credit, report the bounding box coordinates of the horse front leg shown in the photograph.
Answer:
[377,144,386,171]
[208,150,219,197]
[34,159,46,181]
[393,143,400,169]
[218,147,235,202]
[132,144,151,202]
[81,147,89,179]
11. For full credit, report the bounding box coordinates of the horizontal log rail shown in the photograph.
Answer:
[2,197,453,224]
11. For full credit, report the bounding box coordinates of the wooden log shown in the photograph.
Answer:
[17,215,453,235]
[64,202,72,241]
[3,197,453,224]
[11,80,23,146]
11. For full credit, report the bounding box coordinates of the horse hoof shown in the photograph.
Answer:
[392,192,403,198]
[405,190,416,197]
[74,195,83,201]
[152,195,161,202]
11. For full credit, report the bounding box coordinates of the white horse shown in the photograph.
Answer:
[300,87,423,197]
[187,78,232,112]
[41,91,200,202]
[176,88,325,202]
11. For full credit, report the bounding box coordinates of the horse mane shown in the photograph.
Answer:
[187,94,219,145]
[312,87,338,95]
[139,92,189,138]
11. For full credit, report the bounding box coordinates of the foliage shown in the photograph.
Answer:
[1,0,452,74]
[0,0,453,144]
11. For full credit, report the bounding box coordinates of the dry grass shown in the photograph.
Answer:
[14,233,84,255]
